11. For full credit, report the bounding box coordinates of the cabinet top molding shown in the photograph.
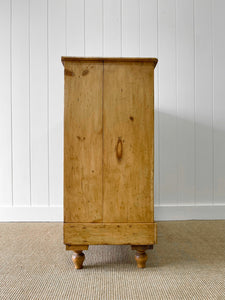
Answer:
[61,56,158,67]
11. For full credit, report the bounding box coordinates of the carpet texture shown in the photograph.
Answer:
[0,221,224,300]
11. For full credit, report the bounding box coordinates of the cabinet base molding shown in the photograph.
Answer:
[64,222,157,245]
[66,245,89,251]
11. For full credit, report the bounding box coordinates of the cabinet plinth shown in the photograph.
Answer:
[62,57,158,268]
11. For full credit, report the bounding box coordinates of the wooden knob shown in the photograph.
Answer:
[116,137,123,160]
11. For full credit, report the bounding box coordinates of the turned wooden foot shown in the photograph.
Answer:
[66,245,88,269]
[72,251,85,269]
[131,245,153,268]
[135,250,147,268]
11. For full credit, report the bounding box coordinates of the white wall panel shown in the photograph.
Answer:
[11,0,30,206]
[103,0,121,56]
[0,0,225,220]
[158,0,178,205]
[30,0,48,206]
[48,0,66,206]
[176,0,195,205]
[140,0,159,205]
[85,0,103,56]
[66,0,84,56]
[140,0,157,57]
[213,0,225,204]
[122,0,140,56]
[0,0,12,206]
[195,0,213,205]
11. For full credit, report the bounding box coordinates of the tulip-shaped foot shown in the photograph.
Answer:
[131,245,153,268]
[72,250,85,269]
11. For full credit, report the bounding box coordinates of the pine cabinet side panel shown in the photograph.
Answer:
[64,61,103,223]
[103,62,154,223]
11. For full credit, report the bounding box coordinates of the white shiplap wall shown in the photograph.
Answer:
[0,0,225,221]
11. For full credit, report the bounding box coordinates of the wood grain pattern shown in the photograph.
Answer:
[62,57,158,65]
[66,245,89,251]
[103,61,155,222]
[64,61,103,223]
[64,223,157,245]
[63,58,157,258]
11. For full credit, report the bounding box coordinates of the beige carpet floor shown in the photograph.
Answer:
[0,221,224,300]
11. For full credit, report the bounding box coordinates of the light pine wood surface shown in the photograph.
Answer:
[64,61,103,223]
[64,223,157,245]
[63,57,157,268]
[103,61,155,222]
[62,57,158,64]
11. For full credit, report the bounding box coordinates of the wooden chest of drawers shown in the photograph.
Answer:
[62,57,158,268]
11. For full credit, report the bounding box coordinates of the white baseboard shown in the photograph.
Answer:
[154,204,225,221]
[0,206,63,222]
[0,205,224,222]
